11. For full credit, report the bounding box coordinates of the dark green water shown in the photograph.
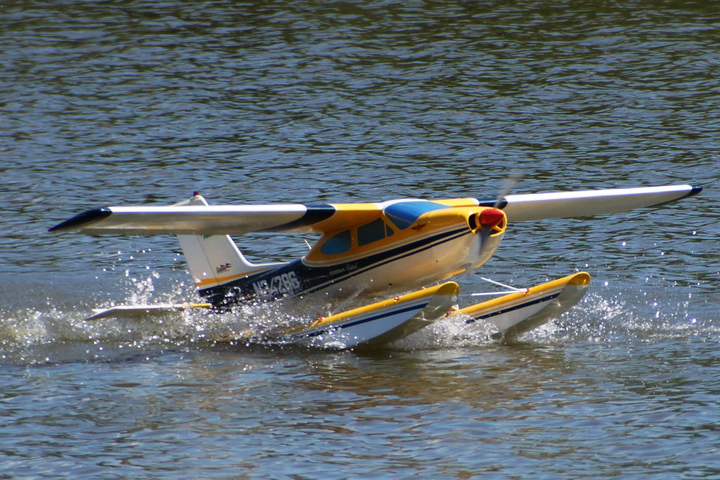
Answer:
[2,1,719,478]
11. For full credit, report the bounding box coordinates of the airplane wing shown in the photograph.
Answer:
[50,184,702,235]
[49,200,385,235]
[492,184,702,222]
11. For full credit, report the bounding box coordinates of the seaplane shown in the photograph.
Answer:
[50,184,702,349]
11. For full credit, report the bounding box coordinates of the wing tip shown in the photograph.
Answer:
[49,208,112,233]
[689,185,703,197]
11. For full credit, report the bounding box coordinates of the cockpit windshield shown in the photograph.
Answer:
[384,201,449,230]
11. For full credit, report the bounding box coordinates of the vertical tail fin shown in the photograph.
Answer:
[174,194,282,293]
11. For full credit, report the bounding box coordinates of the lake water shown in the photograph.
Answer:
[2,1,719,478]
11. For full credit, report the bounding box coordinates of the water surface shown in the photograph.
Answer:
[2,1,719,478]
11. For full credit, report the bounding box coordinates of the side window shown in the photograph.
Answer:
[358,218,394,247]
[321,230,352,255]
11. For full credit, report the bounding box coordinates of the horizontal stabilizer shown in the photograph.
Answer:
[84,303,211,321]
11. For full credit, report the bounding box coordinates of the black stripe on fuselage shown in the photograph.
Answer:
[200,226,471,306]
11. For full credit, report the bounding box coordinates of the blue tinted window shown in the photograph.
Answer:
[321,230,352,255]
[358,218,388,246]
[384,201,448,230]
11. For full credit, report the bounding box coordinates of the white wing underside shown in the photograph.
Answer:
[501,184,700,222]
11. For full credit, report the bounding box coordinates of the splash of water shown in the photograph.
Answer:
[0,272,289,364]
[1,269,711,365]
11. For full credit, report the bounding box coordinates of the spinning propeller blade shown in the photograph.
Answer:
[494,169,524,209]
[478,171,520,259]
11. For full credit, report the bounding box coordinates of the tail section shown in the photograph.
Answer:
[175,194,284,295]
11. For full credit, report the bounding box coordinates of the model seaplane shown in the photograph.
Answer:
[50,184,702,349]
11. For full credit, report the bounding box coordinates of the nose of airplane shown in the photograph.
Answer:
[479,208,505,228]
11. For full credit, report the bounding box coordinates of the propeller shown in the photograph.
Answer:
[477,170,524,260]
[494,168,524,209]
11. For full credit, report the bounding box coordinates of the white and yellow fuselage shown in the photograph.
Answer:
[199,200,506,308]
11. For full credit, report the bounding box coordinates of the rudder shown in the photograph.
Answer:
[175,194,281,294]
